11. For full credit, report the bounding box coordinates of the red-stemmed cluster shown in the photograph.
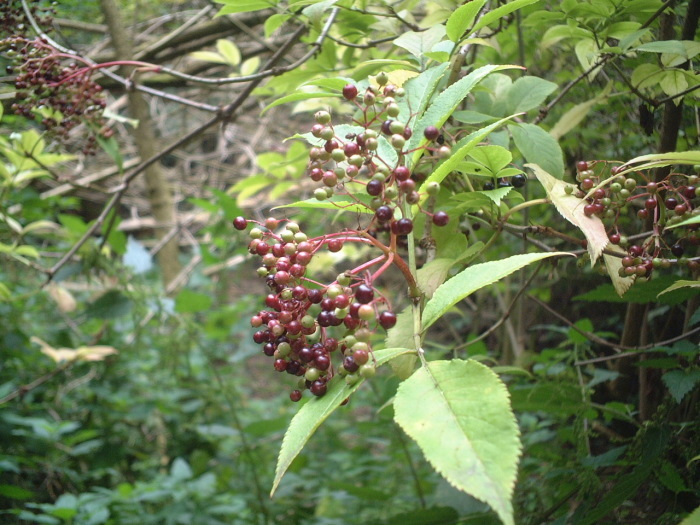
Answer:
[306,77,454,234]
[574,160,699,275]
[233,75,467,401]
[3,35,110,154]
[234,217,398,401]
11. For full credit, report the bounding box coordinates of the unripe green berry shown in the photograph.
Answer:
[358,304,375,321]
[376,71,388,86]
[331,148,346,162]
[334,307,349,319]
[345,373,361,385]
[564,185,574,195]
[343,335,358,349]
[624,178,636,190]
[337,272,352,286]
[384,186,398,200]
[301,315,316,329]
[249,227,263,239]
[359,363,376,378]
[390,121,405,134]
[437,145,451,158]
[351,341,369,354]
[349,154,363,166]
[280,230,295,242]
[315,110,331,124]
[366,138,378,151]
[354,327,372,342]
[305,367,321,381]
[326,284,343,298]
[314,188,328,200]
[391,135,405,149]
[426,182,440,196]
[386,103,400,117]
[364,129,378,139]
[257,267,269,277]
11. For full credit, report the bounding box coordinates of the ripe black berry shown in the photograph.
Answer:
[354,284,374,304]
[375,205,393,222]
[424,125,439,141]
[511,174,526,188]
[290,390,303,402]
[392,218,413,235]
[432,211,449,227]
[379,311,397,329]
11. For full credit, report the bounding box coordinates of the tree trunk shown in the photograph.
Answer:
[99,0,182,292]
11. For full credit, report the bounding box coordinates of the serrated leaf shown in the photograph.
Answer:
[657,279,700,296]
[394,25,447,63]
[262,92,341,114]
[422,252,569,331]
[662,369,700,403]
[529,163,607,263]
[394,359,521,525]
[407,66,518,168]
[273,198,373,214]
[271,347,415,496]
[603,248,635,297]
[472,0,542,33]
[469,145,512,173]
[506,76,557,113]
[666,213,700,229]
[446,0,487,42]
[512,124,564,178]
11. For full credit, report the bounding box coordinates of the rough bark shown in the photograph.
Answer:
[99,0,182,292]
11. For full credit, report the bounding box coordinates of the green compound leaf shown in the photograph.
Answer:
[407,65,520,169]
[422,252,570,331]
[271,347,415,496]
[394,359,521,525]
[446,0,487,42]
[273,198,373,214]
[510,123,565,178]
[419,115,517,192]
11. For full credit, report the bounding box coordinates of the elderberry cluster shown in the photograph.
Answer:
[305,73,452,235]
[0,0,54,39]
[233,217,398,402]
[573,160,699,275]
[3,35,110,154]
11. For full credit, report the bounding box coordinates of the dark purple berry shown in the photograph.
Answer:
[432,211,449,226]
[354,284,374,304]
[379,311,397,329]
[233,217,248,230]
[424,125,439,141]
[342,84,358,100]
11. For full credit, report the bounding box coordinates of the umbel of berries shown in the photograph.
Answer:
[233,217,402,402]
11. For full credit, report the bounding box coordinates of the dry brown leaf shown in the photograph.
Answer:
[528,164,608,264]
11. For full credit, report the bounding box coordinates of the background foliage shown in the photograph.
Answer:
[0,0,698,524]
